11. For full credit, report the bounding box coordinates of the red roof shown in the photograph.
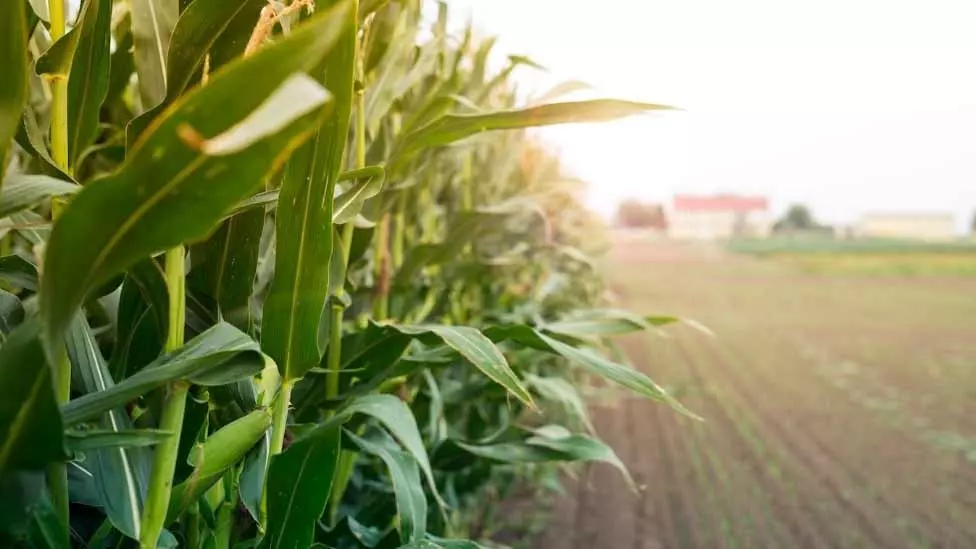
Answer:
[673,194,768,212]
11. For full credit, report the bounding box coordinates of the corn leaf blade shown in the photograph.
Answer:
[188,209,264,331]
[543,309,680,340]
[62,322,264,426]
[64,429,172,452]
[395,99,674,167]
[296,394,442,506]
[527,425,633,489]
[0,290,25,341]
[166,0,266,101]
[0,175,77,219]
[0,321,65,472]
[65,0,112,165]
[40,4,353,355]
[484,324,699,419]
[262,0,357,382]
[347,430,427,544]
[65,315,151,540]
[14,110,73,183]
[0,472,70,549]
[129,0,178,107]
[262,424,342,549]
[392,325,533,407]
[0,0,29,188]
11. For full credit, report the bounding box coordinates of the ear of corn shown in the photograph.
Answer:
[0,0,688,547]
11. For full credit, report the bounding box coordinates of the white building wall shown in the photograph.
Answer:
[858,214,956,241]
[668,210,771,240]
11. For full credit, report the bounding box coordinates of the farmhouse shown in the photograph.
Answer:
[857,212,957,241]
[667,194,772,240]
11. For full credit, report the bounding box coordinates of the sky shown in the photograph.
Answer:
[441,0,976,231]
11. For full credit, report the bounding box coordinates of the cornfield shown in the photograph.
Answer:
[0,0,688,547]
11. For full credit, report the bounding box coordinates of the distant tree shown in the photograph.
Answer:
[773,203,818,233]
[616,199,667,229]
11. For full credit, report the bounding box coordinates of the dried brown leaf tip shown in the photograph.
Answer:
[245,0,317,57]
[177,123,206,151]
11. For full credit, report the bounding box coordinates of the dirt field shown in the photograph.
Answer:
[533,238,976,549]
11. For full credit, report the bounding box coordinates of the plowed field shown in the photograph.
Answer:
[534,238,976,549]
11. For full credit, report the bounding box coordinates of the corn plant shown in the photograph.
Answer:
[0,0,691,547]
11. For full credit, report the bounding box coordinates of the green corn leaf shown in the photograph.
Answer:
[424,538,487,549]
[62,322,264,426]
[1,0,29,188]
[319,516,393,548]
[341,322,414,373]
[346,430,427,545]
[14,110,74,183]
[66,0,112,166]
[0,174,77,219]
[392,211,501,285]
[262,0,357,383]
[206,0,266,68]
[167,408,272,521]
[65,315,151,540]
[363,7,433,134]
[105,13,134,107]
[25,0,47,21]
[39,2,354,356]
[126,0,268,142]
[293,322,414,419]
[300,321,535,417]
[0,472,70,549]
[109,260,169,380]
[163,0,266,102]
[0,252,38,291]
[237,379,271,524]
[188,208,264,331]
[34,13,80,78]
[0,287,23,331]
[67,462,101,509]
[391,325,533,407]
[202,75,332,156]
[433,426,630,489]
[543,309,680,340]
[64,429,173,452]
[224,166,385,220]
[536,331,698,419]
[333,165,386,223]
[484,324,700,420]
[525,374,594,434]
[297,394,443,507]
[129,0,178,107]
[226,188,280,216]
[262,424,342,549]
[439,439,566,466]
[526,425,633,489]
[393,99,674,169]
[0,321,65,472]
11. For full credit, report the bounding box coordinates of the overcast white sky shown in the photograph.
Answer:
[442,0,976,231]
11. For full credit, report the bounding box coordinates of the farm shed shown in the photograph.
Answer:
[857,212,957,241]
[667,194,772,240]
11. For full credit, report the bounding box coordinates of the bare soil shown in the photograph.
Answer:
[517,238,976,548]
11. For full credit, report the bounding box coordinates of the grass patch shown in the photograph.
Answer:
[771,253,976,276]
[728,236,976,276]
[728,236,976,256]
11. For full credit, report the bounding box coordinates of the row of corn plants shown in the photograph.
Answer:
[0,0,691,547]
